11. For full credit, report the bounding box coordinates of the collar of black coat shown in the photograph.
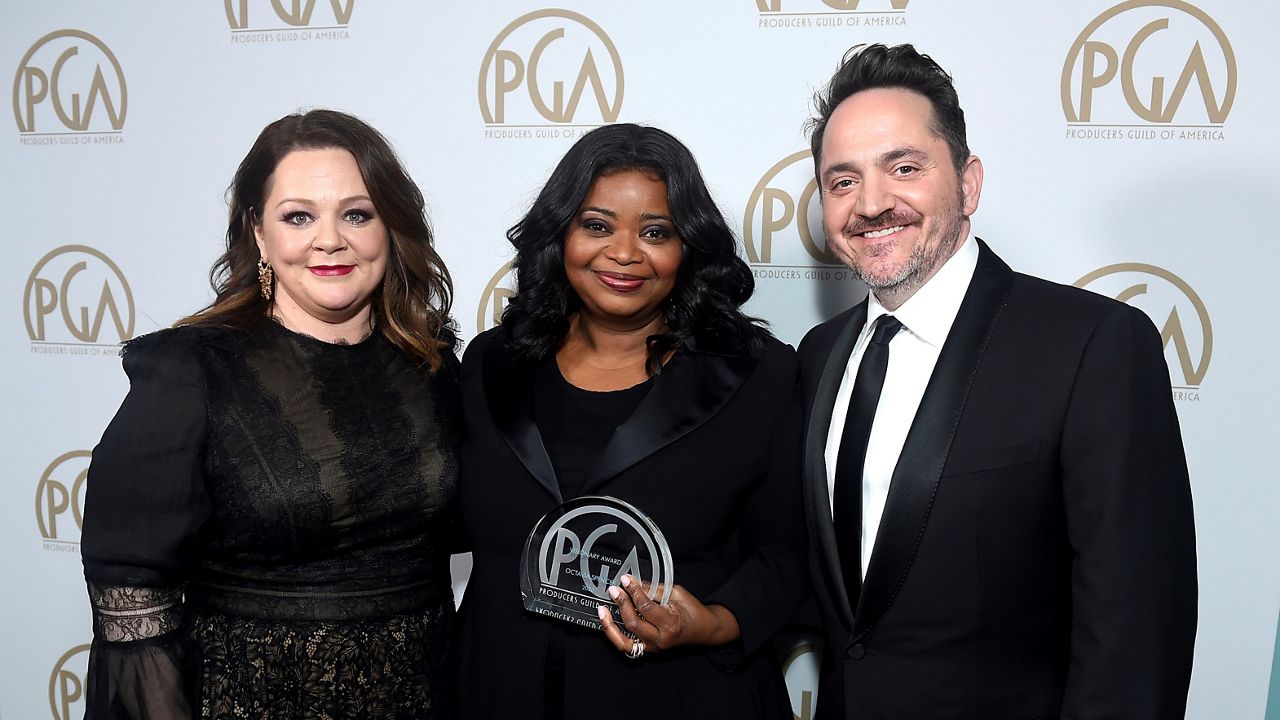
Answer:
[479,330,760,503]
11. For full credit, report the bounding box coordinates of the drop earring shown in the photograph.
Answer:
[257,258,273,300]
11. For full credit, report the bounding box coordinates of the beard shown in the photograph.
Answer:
[838,189,967,299]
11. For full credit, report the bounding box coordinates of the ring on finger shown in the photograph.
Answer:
[627,640,645,660]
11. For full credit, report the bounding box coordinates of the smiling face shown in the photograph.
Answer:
[563,169,683,333]
[253,147,389,339]
[819,87,982,309]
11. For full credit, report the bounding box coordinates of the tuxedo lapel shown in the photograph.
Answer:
[852,240,1014,640]
[582,343,757,495]
[804,301,869,633]
[481,338,563,503]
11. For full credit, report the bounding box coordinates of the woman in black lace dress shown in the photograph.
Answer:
[80,110,458,719]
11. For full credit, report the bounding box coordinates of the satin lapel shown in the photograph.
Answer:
[481,340,563,503]
[852,240,1014,640]
[804,302,868,634]
[581,345,757,494]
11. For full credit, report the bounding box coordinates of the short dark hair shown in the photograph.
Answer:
[501,123,764,373]
[179,109,455,369]
[808,43,970,177]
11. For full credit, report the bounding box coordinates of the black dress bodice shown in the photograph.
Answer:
[192,321,457,619]
[81,320,460,719]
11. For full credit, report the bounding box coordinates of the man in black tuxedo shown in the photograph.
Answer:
[797,44,1197,719]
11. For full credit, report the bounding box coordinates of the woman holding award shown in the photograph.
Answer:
[453,123,806,718]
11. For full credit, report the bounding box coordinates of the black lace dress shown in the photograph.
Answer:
[80,320,459,719]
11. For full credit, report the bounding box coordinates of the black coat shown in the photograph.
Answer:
[798,240,1197,719]
[452,327,807,719]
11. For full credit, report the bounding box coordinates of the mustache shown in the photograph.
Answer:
[844,210,921,237]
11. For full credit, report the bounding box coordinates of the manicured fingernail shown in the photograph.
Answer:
[620,575,632,588]
[597,605,608,621]
[607,586,621,600]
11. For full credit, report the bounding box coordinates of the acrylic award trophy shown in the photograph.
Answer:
[519,496,674,632]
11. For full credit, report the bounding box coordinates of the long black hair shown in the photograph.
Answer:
[501,123,764,373]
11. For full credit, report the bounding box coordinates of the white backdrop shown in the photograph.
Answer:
[3,2,1278,718]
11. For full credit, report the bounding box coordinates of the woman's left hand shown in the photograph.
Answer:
[596,574,741,658]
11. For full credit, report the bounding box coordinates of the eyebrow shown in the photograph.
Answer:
[274,195,373,208]
[880,147,929,165]
[821,146,931,180]
[579,207,674,223]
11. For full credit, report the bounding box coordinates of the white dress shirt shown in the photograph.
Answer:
[825,235,978,579]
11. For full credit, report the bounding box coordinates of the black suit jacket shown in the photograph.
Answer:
[452,327,807,719]
[798,240,1197,719]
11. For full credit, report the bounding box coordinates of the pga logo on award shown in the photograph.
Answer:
[521,497,674,632]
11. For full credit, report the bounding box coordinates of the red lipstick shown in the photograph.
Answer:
[309,265,355,277]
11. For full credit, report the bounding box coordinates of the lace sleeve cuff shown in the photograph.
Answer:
[88,583,183,642]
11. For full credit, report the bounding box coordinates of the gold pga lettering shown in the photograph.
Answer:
[225,0,355,28]
[49,645,91,720]
[1074,263,1212,391]
[781,640,820,720]
[36,450,92,545]
[479,9,623,126]
[476,260,516,334]
[12,30,126,134]
[744,150,841,267]
[24,245,135,345]
[1062,0,1235,125]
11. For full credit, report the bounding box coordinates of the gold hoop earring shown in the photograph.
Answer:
[257,258,273,300]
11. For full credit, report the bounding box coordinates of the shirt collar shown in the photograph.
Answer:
[867,233,978,349]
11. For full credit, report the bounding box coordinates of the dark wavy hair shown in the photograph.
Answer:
[178,109,455,370]
[501,123,764,374]
[808,43,970,177]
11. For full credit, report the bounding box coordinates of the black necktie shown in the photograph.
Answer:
[833,314,903,602]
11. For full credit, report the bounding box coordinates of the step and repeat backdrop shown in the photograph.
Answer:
[3,1,1278,718]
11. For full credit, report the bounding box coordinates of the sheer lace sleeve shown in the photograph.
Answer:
[85,583,199,719]
[81,329,211,719]
[89,584,183,642]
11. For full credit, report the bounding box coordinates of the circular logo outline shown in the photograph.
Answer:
[224,0,357,29]
[12,29,127,133]
[35,449,92,541]
[1074,262,1212,386]
[533,496,674,605]
[781,639,820,718]
[23,244,136,343]
[477,8,624,125]
[48,644,92,720]
[743,149,838,266]
[1060,0,1236,124]
[476,259,516,334]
